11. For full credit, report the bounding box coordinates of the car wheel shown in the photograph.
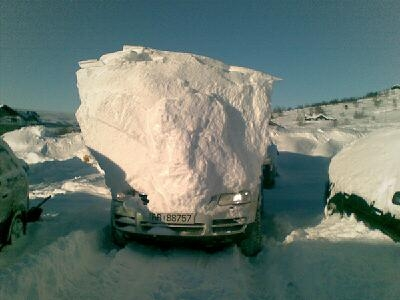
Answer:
[111,223,128,247]
[325,193,346,217]
[239,207,262,257]
[8,212,24,244]
[262,164,275,189]
[324,202,337,216]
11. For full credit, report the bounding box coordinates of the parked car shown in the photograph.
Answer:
[111,174,267,257]
[0,138,29,246]
[109,139,281,257]
[325,129,400,240]
[262,143,278,189]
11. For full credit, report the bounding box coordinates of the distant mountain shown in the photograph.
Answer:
[1,105,79,135]
[33,110,78,127]
[1,104,44,135]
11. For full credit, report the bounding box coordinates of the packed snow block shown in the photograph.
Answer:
[78,59,104,68]
[76,46,277,213]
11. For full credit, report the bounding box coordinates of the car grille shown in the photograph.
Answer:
[211,218,246,234]
[115,215,247,236]
[140,222,205,236]
[115,215,136,227]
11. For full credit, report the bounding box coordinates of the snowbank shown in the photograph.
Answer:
[329,129,400,218]
[284,214,391,243]
[2,126,106,200]
[2,126,92,164]
[76,46,277,213]
[271,128,364,157]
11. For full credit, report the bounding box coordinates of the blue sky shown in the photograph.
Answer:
[1,0,399,112]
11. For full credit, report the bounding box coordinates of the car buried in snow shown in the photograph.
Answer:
[0,138,29,247]
[325,129,400,240]
[110,177,265,257]
[76,46,279,257]
[110,143,278,257]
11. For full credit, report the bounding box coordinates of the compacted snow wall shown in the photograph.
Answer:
[76,46,276,213]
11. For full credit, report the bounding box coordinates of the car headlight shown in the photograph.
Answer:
[113,195,137,217]
[218,191,251,206]
[115,189,137,202]
[115,192,126,202]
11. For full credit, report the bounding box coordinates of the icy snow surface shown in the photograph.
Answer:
[76,46,277,213]
[329,129,400,218]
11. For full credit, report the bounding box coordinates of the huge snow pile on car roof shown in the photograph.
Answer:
[329,128,400,218]
[76,45,277,213]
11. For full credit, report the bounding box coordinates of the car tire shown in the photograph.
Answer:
[239,207,262,257]
[325,193,346,217]
[324,202,338,217]
[111,223,128,247]
[262,164,275,189]
[8,212,24,245]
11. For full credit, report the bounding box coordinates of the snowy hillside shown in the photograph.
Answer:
[273,88,400,129]
[270,88,400,157]
[1,87,400,299]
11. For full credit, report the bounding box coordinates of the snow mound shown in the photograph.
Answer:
[2,126,92,164]
[329,129,400,217]
[0,230,110,299]
[284,214,392,244]
[76,46,277,213]
[271,128,363,157]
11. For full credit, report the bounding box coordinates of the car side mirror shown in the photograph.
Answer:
[392,192,400,205]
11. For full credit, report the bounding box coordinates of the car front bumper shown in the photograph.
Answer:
[111,193,259,240]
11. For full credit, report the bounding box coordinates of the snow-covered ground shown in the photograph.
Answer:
[1,87,400,299]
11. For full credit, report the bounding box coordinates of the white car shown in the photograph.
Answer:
[326,129,400,240]
[0,138,29,246]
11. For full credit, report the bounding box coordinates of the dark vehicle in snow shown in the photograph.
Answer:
[0,139,29,246]
[326,192,400,241]
[325,130,400,241]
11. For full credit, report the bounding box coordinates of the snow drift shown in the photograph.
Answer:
[2,126,91,165]
[328,129,400,218]
[271,128,364,157]
[76,46,277,213]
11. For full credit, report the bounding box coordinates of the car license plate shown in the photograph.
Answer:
[150,213,195,224]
